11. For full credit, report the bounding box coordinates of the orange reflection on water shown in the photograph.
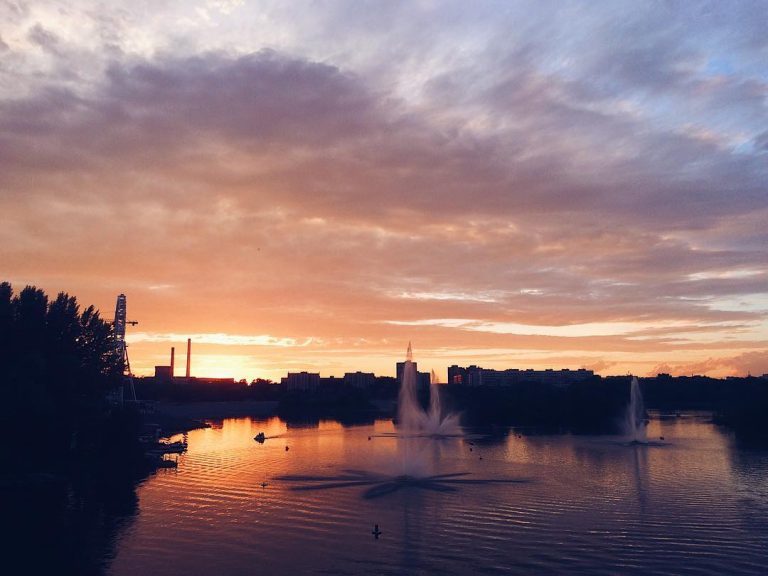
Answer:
[112,413,768,576]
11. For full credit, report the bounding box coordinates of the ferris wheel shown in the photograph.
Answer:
[113,293,138,402]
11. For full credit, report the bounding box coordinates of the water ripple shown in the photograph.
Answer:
[108,416,768,576]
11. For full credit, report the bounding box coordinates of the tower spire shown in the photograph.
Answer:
[406,341,413,362]
[186,338,192,378]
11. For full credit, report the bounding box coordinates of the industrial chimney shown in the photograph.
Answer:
[170,347,175,378]
[186,338,191,378]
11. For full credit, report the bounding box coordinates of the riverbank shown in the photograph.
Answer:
[146,400,281,437]
[154,400,279,420]
[148,399,398,435]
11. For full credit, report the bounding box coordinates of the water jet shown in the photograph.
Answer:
[625,376,648,444]
[397,343,461,438]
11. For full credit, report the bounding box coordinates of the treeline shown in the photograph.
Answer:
[640,374,768,441]
[133,378,284,402]
[134,376,402,403]
[444,377,629,434]
[0,282,131,468]
[277,384,379,422]
[442,374,768,438]
[642,375,734,409]
[1,282,146,575]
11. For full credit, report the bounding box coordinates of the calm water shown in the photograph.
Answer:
[106,413,768,575]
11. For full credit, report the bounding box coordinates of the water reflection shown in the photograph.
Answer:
[103,414,768,576]
[631,445,649,515]
[277,469,529,499]
[4,468,141,576]
[725,436,768,536]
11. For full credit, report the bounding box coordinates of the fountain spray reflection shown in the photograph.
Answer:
[276,469,528,499]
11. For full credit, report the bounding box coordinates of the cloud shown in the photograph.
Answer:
[395,291,502,303]
[755,130,768,152]
[651,349,768,377]
[728,350,768,376]
[385,317,757,340]
[3,46,765,231]
[27,23,60,54]
[1,2,766,379]
[128,332,314,347]
[582,360,617,374]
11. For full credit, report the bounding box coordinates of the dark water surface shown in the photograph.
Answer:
[104,413,768,575]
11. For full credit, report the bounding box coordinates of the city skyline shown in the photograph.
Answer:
[2,1,767,382]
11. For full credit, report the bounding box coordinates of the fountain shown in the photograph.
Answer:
[624,376,647,444]
[276,345,526,496]
[392,343,461,477]
[397,343,461,437]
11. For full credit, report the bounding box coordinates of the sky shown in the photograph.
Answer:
[1,0,767,381]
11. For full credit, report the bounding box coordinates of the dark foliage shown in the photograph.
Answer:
[445,376,628,434]
[641,373,768,443]
[0,282,125,469]
[641,374,728,409]
[0,282,148,574]
[278,383,376,423]
[133,378,284,401]
[714,378,768,443]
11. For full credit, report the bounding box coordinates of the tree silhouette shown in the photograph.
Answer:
[0,282,124,463]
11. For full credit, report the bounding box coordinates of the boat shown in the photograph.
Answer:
[157,440,187,453]
[142,440,187,455]
[254,432,266,443]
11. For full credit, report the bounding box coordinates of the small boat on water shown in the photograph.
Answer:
[156,440,187,453]
[254,432,266,443]
[142,440,187,455]
[143,450,179,468]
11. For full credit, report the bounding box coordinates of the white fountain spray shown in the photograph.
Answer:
[625,376,647,444]
[397,343,461,437]
[395,343,462,477]
[397,342,423,433]
[429,369,441,427]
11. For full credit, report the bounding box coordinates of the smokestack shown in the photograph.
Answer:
[170,347,175,378]
[186,338,191,378]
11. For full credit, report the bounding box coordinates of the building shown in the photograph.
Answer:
[396,361,431,391]
[185,377,237,386]
[319,376,343,387]
[396,361,416,383]
[154,365,173,383]
[343,371,376,389]
[282,371,321,392]
[448,365,594,388]
[448,365,479,385]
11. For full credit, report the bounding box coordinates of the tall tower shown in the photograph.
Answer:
[114,294,127,349]
[113,293,137,402]
[186,338,191,378]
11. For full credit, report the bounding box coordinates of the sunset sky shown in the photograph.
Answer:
[2,1,767,381]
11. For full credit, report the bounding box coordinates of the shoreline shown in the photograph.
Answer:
[148,400,280,437]
[154,399,279,419]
